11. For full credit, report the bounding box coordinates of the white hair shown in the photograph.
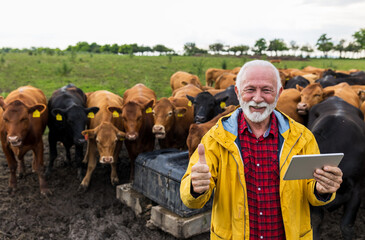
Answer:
[235,60,282,94]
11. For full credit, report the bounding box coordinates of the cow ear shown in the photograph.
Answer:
[51,108,67,120]
[216,96,229,109]
[174,107,187,117]
[144,99,154,114]
[107,106,122,117]
[323,90,335,99]
[82,129,96,140]
[296,84,304,92]
[117,130,126,141]
[186,95,194,102]
[0,97,7,110]
[181,81,188,86]
[28,104,47,116]
[85,107,99,116]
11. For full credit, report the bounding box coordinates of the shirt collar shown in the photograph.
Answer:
[238,109,278,138]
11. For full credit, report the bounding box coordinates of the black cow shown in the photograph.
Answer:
[47,84,99,180]
[284,76,310,89]
[316,74,365,88]
[187,85,238,124]
[307,96,365,240]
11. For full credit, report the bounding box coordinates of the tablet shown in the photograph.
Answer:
[283,153,344,180]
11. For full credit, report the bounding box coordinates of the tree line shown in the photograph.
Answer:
[1,28,364,59]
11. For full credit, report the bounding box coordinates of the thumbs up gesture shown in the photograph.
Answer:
[191,144,211,194]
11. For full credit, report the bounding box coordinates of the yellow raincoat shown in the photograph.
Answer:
[180,109,335,240]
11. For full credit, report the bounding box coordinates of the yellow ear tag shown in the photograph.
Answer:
[33,110,40,118]
[119,136,125,141]
[220,102,226,109]
[113,111,119,118]
[56,114,63,121]
[88,112,95,119]
[188,101,192,107]
[146,107,152,114]
[177,113,184,117]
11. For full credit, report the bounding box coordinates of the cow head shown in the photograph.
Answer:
[51,105,99,145]
[82,122,125,164]
[0,99,46,147]
[296,83,335,115]
[187,92,226,124]
[152,97,186,139]
[121,99,154,141]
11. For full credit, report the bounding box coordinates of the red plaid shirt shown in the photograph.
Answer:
[238,110,285,240]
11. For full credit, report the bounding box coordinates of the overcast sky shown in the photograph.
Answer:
[1,0,364,53]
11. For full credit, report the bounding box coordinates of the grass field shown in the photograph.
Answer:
[0,52,364,98]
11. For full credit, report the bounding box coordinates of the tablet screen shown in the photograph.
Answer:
[283,153,344,180]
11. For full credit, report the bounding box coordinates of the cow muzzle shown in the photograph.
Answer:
[152,125,166,139]
[8,136,22,147]
[100,156,114,164]
[297,102,308,115]
[195,115,207,124]
[126,132,139,141]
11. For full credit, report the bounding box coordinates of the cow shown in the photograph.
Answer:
[276,88,305,124]
[214,73,236,89]
[269,59,281,63]
[46,84,99,180]
[0,86,49,195]
[284,76,310,89]
[205,67,240,87]
[307,96,365,240]
[316,74,365,88]
[296,82,360,116]
[79,90,125,191]
[172,83,202,98]
[121,83,156,180]
[186,105,237,157]
[187,85,238,124]
[152,97,194,149]
[170,71,202,92]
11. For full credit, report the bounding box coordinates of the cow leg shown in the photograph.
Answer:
[33,140,51,195]
[64,143,72,166]
[110,142,122,185]
[2,144,18,193]
[75,144,85,181]
[311,205,324,240]
[79,140,97,192]
[340,186,362,240]
[17,157,26,178]
[46,132,58,177]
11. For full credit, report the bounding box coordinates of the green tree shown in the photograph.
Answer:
[119,44,133,54]
[110,44,119,54]
[290,41,299,56]
[252,38,267,55]
[100,44,111,53]
[268,39,288,56]
[345,42,361,58]
[75,41,90,52]
[183,42,207,56]
[316,34,333,58]
[334,39,346,58]
[300,44,314,58]
[353,28,365,49]
[153,44,173,55]
[89,42,101,53]
[209,43,224,54]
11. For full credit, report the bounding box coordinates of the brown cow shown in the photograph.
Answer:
[172,83,202,98]
[215,73,236,89]
[122,83,156,180]
[297,82,360,115]
[80,90,125,191]
[205,67,240,87]
[187,105,236,157]
[0,86,49,195]
[276,88,304,124]
[170,71,202,92]
[152,97,194,149]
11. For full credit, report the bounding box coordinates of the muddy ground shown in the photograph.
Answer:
[0,138,364,240]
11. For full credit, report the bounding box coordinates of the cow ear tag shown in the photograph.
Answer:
[146,107,152,114]
[56,114,63,121]
[113,111,119,118]
[188,101,192,107]
[33,110,40,118]
[177,113,184,117]
[84,133,88,140]
[119,136,125,141]
[88,112,95,119]
[220,102,226,109]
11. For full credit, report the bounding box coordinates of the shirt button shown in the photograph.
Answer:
[257,163,260,167]
[260,236,263,239]
[259,212,263,215]
[258,187,261,191]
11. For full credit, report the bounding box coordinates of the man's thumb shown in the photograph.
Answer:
[197,144,207,165]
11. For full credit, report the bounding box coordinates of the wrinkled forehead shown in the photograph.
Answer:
[96,124,118,139]
[3,103,28,118]
[241,66,277,87]
[122,102,143,116]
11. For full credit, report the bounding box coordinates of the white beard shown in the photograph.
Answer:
[239,98,277,123]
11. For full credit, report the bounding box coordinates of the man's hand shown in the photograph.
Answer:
[191,144,211,194]
[314,166,343,194]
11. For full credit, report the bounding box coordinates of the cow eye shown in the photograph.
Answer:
[96,139,99,144]
[137,116,141,121]
[21,118,28,122]
[314,94,321,97]
[3,118,9,123]
[168,111,173,116]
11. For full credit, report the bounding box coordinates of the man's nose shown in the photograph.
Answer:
[252,90,264,102]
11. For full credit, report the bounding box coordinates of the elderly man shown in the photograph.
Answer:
[180,60,343,240]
